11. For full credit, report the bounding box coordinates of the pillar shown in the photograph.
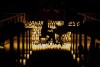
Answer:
[84,34,87,66]
[29,29,30,54]
[10,35,16,66]
[73,31,74,53]
[75,31,78,61]
[79,31,82,65]
[17,33,20,66]
[26,29,28,59]
[22,31,25,65]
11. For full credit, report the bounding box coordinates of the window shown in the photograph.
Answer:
[68,21,80,26]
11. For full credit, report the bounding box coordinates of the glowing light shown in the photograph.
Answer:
[42,43,46,47]
[71,50,73,54]
[30,51,32,55]
[24,43,26,50]
[68,21,80,26]
[20,59,22,64]
[23,59,26,65]
[20,43,22,50]
[40,38,46,43]
[68,22,73,26]
[61,43,71,50]
[77,57,80,63]
[27,54,30,59]
[77,22,80,26]
[0,46,4,49]
[73,54,75,59]
[32,43,71,51]
[4,39,10,51]
[13,39,17,50]
[4,43,10,51]
[24,54,26,58]
[56,21,64,26]
[61,32,71,43]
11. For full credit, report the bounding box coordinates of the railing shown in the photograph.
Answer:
[0,13,26,28]
[78,13,100,22]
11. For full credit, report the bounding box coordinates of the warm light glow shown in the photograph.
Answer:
[0,46,4,49]
[4,43,10,51]
[77,57,80,63]
[30,43,32,50]
[73,54,75,59]
[40,38,46,43]
[62,43,71,51]
[27,54,30,59]
[13,37,18,50]
[30,51,32,55]
[25,20,93,67]
[56,21,64,26]
[95,39,100,43]
[32,43,71,51]
[23,59,26,65]
[20,59,22,64]
[27,44,29,50]
[68,21,80,26]
[13,42,17,50]
[4,39,10,50]
[20,43,23,50]
[68,21,73,26]
[71,50,73,54]
[24,54,27,58]
[24,42,26,50]
[77,22,80,26]
[61,32,71,43]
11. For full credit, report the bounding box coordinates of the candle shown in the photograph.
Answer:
[23,59,26,65]
[73,54,75,60]
[77,57,80,63]
[27,54,30,59]
[20,59,22,64]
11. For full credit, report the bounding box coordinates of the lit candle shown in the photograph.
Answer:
[27,54,30,59]
[4,43,10,51]
[30,51,32,55]
[77,57,80,63]
[23,59,26,65]
[73,54,75,60]
[0,46,4,49]
[71,50,73,54]
[24,54,26,58]
[20,59,22,64]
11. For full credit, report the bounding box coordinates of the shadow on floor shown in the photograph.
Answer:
[25,49,80,67]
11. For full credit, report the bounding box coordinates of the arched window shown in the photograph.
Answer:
[68,21,80,26]
[77,21,80,26]
[68,21,73,26]
[68,21,75,26]
[72,21,75,26]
